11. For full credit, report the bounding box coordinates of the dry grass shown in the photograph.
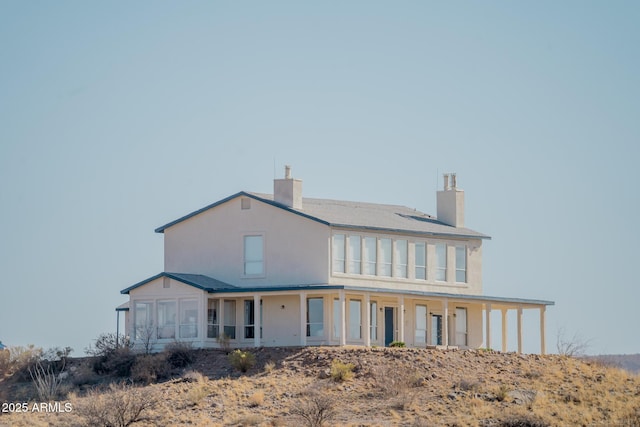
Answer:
[0,347,639,426]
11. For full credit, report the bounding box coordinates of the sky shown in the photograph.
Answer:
[1,1,638,356]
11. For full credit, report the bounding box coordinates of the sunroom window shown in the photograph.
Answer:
[134,302,153,341]
[157,301,176,339]
[179,300,198,339]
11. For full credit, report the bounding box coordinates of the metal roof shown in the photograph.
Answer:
[120,272,239,294]
[121,272,553,307]
[154,191,490,240]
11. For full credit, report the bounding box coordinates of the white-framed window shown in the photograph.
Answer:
[415,242,426,280]
[157,301,176,339]
[207,299,219,339]
[244,299,263,339]
[380,238,392,277]
[415,304,427,344]
[179,300,198,339]
[456,246,467,283]
[435,243,447,281]
[243,235,264,276]
[333,299,341,339]
[394,240,408,278]
[223,300,236,339]
[348,235,362,274]
[349,299,362,340]
[332,234,346,273]
[307,297,324,337]
[134,302,153,341]
[363,237,377,275]
[370,301,378,341]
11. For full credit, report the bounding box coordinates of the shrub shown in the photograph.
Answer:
[217,333,231,351]
[29,360,66,401]
[229,350,256,373]
[131,354,170,384]
[389,341,406,348]
[291,388,336,427]
[500,414,549,427]
[264,360,276,374]
[0,349,10,376]
[75,383,159,427]
[165,341,195,369]
[85,333,132,357]
[329,360,354,382]
[371,364,420,409]
[248,391,265,407]
[92,348,136,377]
[495,384,510,402]
[6,345,44,380]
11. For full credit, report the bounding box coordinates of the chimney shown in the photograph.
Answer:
[274,165,303,209]
[437,172,464,227]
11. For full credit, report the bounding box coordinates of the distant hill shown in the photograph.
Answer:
[587,354,640,374]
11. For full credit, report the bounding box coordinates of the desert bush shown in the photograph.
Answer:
[619,406,640,427]
[92,348,136,377]
[217,332,231,351]
[248,391,265,407]
[556,327,590,357]
[329,360,354,382]
[229,350,256,373]
[264,360,276,373]
[164,341,195,368]
[29,360,66,401]
[183,372,209,407]
[75,383,159,427]
[131,353,170,384]
[457,378,481,392]
[291,388,336,427]
[495,384,510,402]
[235,414,263,426]
[6,345,44,380]
[499,413,549,427]
[0,349,10,376]
[85,333,132,357]
[371,364,420,409]
[389,341,406,347]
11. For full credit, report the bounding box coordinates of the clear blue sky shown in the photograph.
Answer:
[1,1,638,355]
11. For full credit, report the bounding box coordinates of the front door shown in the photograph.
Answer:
[384,307,395,346]
[431,314,442,345]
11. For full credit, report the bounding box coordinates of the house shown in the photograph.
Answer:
[118,167,553,353]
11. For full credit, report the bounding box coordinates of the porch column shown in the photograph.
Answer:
[218,299,225,341]
[442,298,449,347]
[364,293,371,347]
[501,309,508,352]
[399,295,405,343]
[485,303,492,350]
[540,305,546,355]
[517,305,523,354]
[339,290,346,345]
[253,294,261,348]
[115,310,120,348]
[299,293,306,346]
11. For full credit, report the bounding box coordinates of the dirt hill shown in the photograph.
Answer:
[1,346,639,426]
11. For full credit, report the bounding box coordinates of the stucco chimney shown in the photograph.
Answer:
[274,165,303,209]
[437,173,464,227]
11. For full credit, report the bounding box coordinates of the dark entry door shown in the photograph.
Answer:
[384,307,395,346]
[431,314,442,345]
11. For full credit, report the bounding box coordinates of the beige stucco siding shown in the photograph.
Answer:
[163,197,330,287]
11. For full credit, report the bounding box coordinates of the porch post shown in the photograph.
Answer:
[501,309,508,352]
[399,295,405,343]
[517,305,523,354]
[442,298,449,347]
[540,305,546,355]
[253,294,261,348]
[340,290,346,345]
[299,293,306,346]
[364,293,371,347]
[219,299,225,341]
[116,310,120,348]
[485,303,492,350]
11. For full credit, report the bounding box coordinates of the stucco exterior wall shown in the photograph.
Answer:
[163,196,330,287]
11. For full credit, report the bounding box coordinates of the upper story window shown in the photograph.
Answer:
[348,235,361,274]
[456,246,467,283]
[363,237,377,275]
[435,243,447,281]
[379,238,392,277]
[415,242,426,280]
[332,234,346,273]
[394,240,408,278]
[243,235,264,276]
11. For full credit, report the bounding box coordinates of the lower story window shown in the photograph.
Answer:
[415,305,427,344]
[370,301,378,341]
[244,299,263,339]
[349,300,362,340]
[179,300,198,339]
[157,301,176,339]
[224,300,236,339]
[207,299,219,338]
[134,302,153,341]
[307,297,324,337]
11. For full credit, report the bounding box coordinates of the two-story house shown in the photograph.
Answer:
[118,167,553,353]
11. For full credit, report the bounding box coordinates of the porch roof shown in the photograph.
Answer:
[121,272,554,307]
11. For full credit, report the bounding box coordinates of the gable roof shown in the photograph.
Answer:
[120,272,239,294]
[155,191,490,240]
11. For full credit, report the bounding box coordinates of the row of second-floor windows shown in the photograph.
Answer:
[332,234,467,283]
